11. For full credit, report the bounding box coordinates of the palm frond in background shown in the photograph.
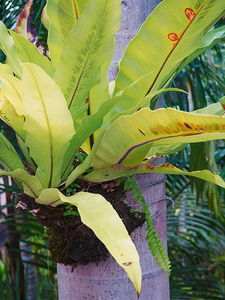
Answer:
[166,36,225,299]
[165,38,225,216]
[168,191,225,299]
[0,179,57,299]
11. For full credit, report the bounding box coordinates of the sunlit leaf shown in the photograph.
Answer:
[64,86,183,179]
[0,21,22,77]
[92,107,225,169]
[9,30,54,77]
[22,63,75,188]
[0,94,25,140]
[36,188,142,295]
[41,4,50,31]
[47,0,89,68]
[0,63,13,75]
[0,168,43,198]
[194,102,224,116]
[105,86,186,129]
[83,161,225,190]
[83,61,111,151]
[61,93,120,180]
[53,0,121,122]
[0,136,24,172]
[0,71,23,116]
[114,0,225,104]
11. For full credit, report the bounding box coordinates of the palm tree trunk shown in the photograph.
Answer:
[107,0,162,81]
[58,1,169,299]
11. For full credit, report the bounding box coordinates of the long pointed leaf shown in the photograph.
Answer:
[23,63,75,188]
[61,86,182,179]
[47,0,89,69]
[0,169,43,198]
[36,188,142,296]
[92,107,225,169]
[83,162,225,189]
[17,137,36,172]
[9,30,55,77]
[65,130,106,187]
[0,132,19,157]
[53,0,121,121]
[114,0,225,102]
[0,21,22,78]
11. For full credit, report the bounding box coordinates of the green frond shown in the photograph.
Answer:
[123,175,171,275]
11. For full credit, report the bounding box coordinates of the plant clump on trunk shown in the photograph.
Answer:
[15,180,145,266]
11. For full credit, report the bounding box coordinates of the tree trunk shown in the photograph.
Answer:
[58,1,169,299]
[107,0,162,82]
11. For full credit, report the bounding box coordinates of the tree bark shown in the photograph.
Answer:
[58,1,169,299]
[107,0,161,81]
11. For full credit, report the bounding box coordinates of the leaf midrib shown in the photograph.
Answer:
[68,0,108,110]
[145,0,208,95]
[116,129,225,165]
[31,70,54,188]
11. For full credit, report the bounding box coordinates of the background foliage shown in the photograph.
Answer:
[166,33,225,298]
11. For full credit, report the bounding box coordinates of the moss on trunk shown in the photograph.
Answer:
[15,179,145,266]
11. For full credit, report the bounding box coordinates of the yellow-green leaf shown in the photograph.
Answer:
[41,4,50,30]
[0,71,23,116]
[17,137,36,172]
[104,86,186,130]
[36,188,142,295]
[83,162,225,189]
[0,168,43,198]
[0,63,13,75]
[9,30,55,77]
[114,0,225,102]
[83,61,111,151]
[23,63,75,188]
[47,0,89,69]
[65,130,106,187]
[0,21,22,78]
[0,140,24,172]
[0,132,19,157]
[0,94,25,140]
[53,0,121,122]
[92,107,225,169]
[194,102,224,116]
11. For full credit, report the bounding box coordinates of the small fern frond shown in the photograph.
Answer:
[123,175,171,275]
[145,218,171,274]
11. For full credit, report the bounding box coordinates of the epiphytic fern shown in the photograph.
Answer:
[121,175,171,275]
